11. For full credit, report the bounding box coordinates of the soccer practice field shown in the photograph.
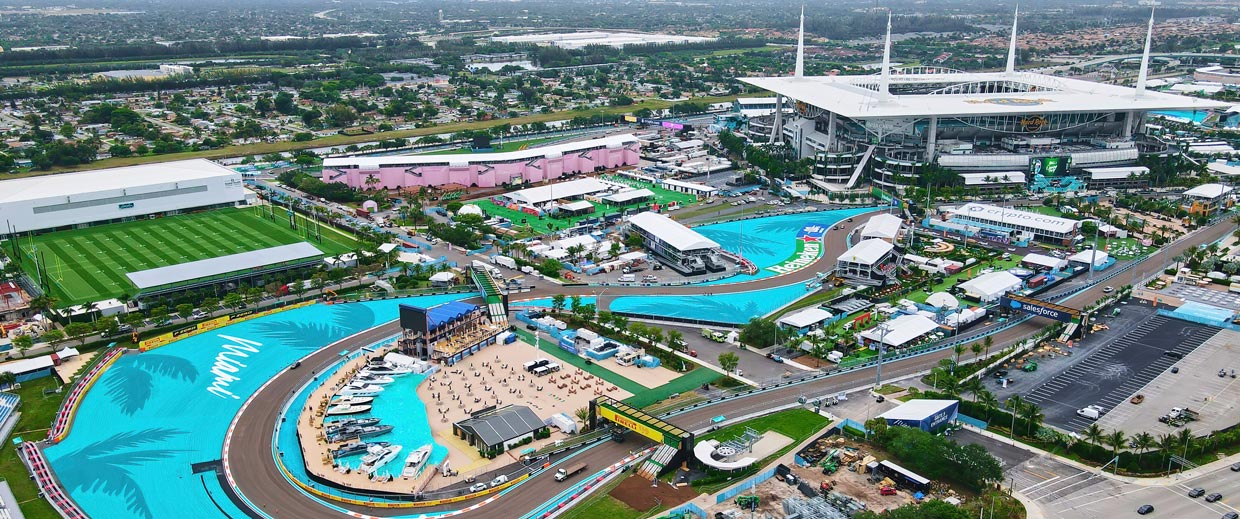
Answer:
[13,207,357,305]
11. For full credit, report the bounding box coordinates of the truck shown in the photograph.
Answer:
[1076,405,1104,420]
[355,208,371,219]
[554,463,587,482]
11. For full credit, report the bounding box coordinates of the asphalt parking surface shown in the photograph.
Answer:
[1023,309,1218,433]
[1161,284,1240,312]
[1043,463,1240,519]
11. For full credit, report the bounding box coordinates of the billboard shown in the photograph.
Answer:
[598,405,670,446]
[1000,294,1081,323]
[595,398,686,448]
[1029,156,1072,177]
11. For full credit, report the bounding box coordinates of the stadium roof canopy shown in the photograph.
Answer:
[739,71,1229,119]
[126,242,323,290]
[323,134,638,170]
[0,158,236,204]
[627,211,720,252]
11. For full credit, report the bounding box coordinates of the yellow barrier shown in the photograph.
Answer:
[140,301,315,351]
[274,453,529,508]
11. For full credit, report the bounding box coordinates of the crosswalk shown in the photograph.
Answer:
[1025,316,1216,433]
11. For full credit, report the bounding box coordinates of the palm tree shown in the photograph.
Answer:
[1105,429,1127,460]
[1083,423,1105,448]
[82,301,100,323]
[977,390,1000,424]
[1019,402,1044,436]
[970,342,983,362]
[1157,433,1177,471]
[961,377,985,402]
[1132,432,1156,466]
[952,344,965,373]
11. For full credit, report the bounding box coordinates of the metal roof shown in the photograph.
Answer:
[602,188,655,203]
[126,242,323,290]
[953,203,1079,234]
[627,211,720,252]
[1083,166,1148,180]
[860,214,903,240]
[858,314,940,348]
[739,71,1229,120]
[455,405,545,447]
[878,399,959,422]
[837,239,894,266]
[505,178,613,206]
[323,134,638,169]
[0,158,237,204]
[1183,183,1233,199]
[959,271,1023,299]
[777,307,834,329]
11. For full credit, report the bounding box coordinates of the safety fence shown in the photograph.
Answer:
[19,442,87,519]
[715,465,779,504]
[139,301,315,351]
[47,347,124,443]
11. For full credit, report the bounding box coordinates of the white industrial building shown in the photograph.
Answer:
[835,239,895,285]
[1021,253,1068,272]
[625,211,723,275]
[0,158,245,233]
[958,271,1023,302]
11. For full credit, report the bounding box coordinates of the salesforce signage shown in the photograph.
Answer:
[1000,294,1080,323]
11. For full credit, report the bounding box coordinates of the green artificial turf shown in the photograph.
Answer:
[13,206,356,305]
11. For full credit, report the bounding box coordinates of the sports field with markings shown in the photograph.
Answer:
[14,207,356,305]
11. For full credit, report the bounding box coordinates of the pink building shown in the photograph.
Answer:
[321,134,640,190]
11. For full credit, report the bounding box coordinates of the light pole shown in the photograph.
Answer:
[1088,219,1101,282]
[874,324,889,390]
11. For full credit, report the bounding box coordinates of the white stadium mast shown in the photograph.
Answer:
[1135,7,1155,96]
[1006,6,1019,75]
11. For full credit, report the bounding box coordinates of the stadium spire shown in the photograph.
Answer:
[794,5,805,77]
[879,11,893,99]
[1136,7,1154,96]
[1005,5,1019,74]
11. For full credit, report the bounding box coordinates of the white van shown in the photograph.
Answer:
[618,274,637,283]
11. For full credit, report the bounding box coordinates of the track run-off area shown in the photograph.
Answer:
[44,207,1239,519]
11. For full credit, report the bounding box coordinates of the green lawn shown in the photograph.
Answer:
[14,206,356,305]
[692,409,830,493]
[472,176,699,235]
[906,256,1023,305]
[418,135,566,156]
[0,377,72,519]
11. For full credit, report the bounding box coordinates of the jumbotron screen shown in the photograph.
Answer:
[1029,156,1072,177]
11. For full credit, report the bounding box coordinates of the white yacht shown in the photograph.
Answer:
[360,444,403,475]
[401,444,433,478]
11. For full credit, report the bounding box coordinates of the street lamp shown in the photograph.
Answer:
[874,323,889,390]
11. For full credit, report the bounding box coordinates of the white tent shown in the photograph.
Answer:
[1068,249,1110,267]
[858,314,940,349]
[777,307,834,330]
[458,204,484,216]
[925,292,960,311]
[546,412,578,434]
[958,271,1022,302]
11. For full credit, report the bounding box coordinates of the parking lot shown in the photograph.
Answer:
[1161,283,1240,312]
[1098,328,1240,437]
[1018,304,1218,433]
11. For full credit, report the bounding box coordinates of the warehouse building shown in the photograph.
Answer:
[0,158,245,234]
[453,405,548,454]
[322,134,640,190]
[877,399,959,432]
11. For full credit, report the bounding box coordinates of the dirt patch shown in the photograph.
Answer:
[609,474,698,511]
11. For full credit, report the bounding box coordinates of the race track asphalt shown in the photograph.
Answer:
[222,214,1238,519]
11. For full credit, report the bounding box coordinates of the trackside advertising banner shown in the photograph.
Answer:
[767,225,827,275]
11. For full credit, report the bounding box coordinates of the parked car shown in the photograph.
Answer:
[1103,286,1115,293]
[1137,504,1154,515]
[1231,462,1240,472]
[468,483,488,493]
[490,475,509,488]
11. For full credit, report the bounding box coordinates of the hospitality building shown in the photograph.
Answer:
[624,212,724,275]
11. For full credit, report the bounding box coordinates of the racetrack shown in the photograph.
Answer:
[221,214,1238,519]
